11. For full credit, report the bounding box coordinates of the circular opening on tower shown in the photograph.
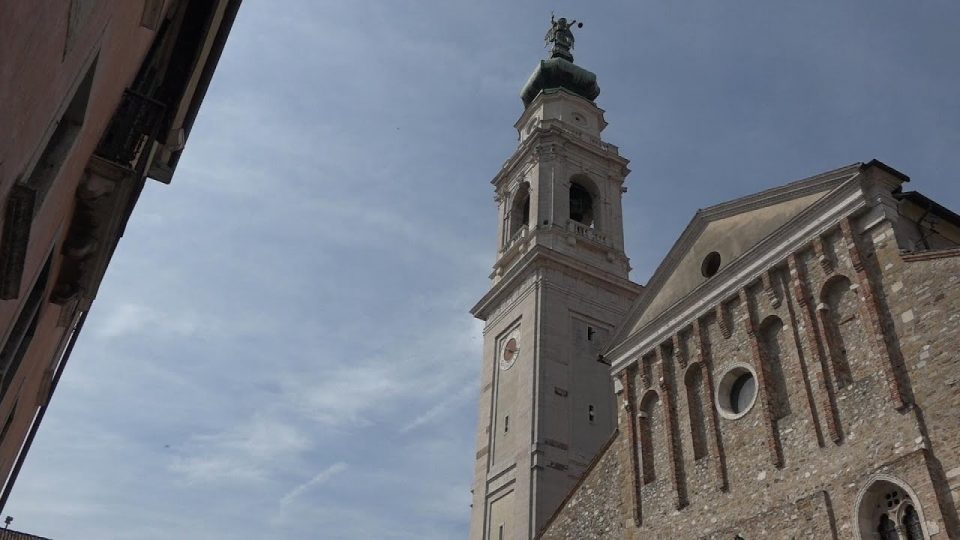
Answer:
[701,251,722,278]
[716,364,758,420]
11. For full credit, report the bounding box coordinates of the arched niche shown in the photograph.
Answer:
[637,389,661,484]
[818,274,859,387]
[683,362,708,460]
[758,315,791,419]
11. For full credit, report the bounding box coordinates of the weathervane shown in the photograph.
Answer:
[544,13,583,62]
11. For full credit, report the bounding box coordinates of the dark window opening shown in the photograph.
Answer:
[588,405,595,423]
[587,326,594,341]
[701,251,721,278]
[498,525,504,540]
[877,514,897,540]
[902,505,923,540]
[503,415,509,433]
[569,182,594,226]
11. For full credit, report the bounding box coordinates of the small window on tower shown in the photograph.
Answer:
[588,405,595,423]
[587,326,595,341]
[504,415,509,433]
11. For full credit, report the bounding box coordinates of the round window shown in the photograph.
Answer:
[701,251,721,278]
[716,364,758,420]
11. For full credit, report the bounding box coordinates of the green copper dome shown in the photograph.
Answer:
[520,57,600,107]
[521,16,600,107]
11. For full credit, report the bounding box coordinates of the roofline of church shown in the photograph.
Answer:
[606,160,909,371]
[605,159,907,350]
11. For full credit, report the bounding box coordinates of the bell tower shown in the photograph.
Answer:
[468,17,642,540]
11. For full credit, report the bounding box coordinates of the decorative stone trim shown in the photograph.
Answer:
[672,333,686,369]
[639,354,652,389]
[787,253,842,444]
[739,288,785,469]
[693,318,728,491]
[840,217,908,409]
[714,362,760,420]
[656,345,688,509]
[716,302,732,339]
[762,269,781,308]
[814,235,833,274]
[899,246,960,262]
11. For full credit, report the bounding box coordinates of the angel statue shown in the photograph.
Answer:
[545,14,583,61]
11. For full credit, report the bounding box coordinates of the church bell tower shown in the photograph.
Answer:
[468,18,642,540]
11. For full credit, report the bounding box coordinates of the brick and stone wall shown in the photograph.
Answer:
[538,431,626,540]
[539,204,960,539]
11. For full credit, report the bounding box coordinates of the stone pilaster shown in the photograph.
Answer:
[656,345,687,509]
[619,368,642,526]
[787,252,842,444]
[693,317,728,492]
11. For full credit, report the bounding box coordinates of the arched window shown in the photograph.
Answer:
[856,477,928,540]
[638,391,659,484]
[819,275,858,387]
[569,181,594,226]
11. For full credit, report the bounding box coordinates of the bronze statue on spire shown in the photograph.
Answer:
[545,14,583,62]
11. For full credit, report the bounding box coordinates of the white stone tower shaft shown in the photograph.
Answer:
[467,59,642,538]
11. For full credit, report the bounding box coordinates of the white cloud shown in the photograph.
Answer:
[169,415,311,484]
[280,462,348,506]
[94,302,202,339]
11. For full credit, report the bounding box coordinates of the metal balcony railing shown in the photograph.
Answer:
[95,89,166,170]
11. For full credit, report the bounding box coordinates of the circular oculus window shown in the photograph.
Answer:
[701,251,722,278]
[500,337,519,370]
[715,364,758,420]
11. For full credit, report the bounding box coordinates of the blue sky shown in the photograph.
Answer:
[6,1,960,538]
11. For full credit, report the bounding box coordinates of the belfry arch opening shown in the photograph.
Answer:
[509,182,530,240]
[569,178,596,227]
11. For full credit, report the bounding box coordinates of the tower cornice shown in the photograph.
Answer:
[491,124,630,189]
[471,244,642,322]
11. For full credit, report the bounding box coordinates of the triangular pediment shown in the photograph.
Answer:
[614,162,866,341]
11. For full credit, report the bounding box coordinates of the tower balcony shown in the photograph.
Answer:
[502,225,529,253]
[566,219,608,246]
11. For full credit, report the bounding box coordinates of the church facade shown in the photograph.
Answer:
[471,20,960,540]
